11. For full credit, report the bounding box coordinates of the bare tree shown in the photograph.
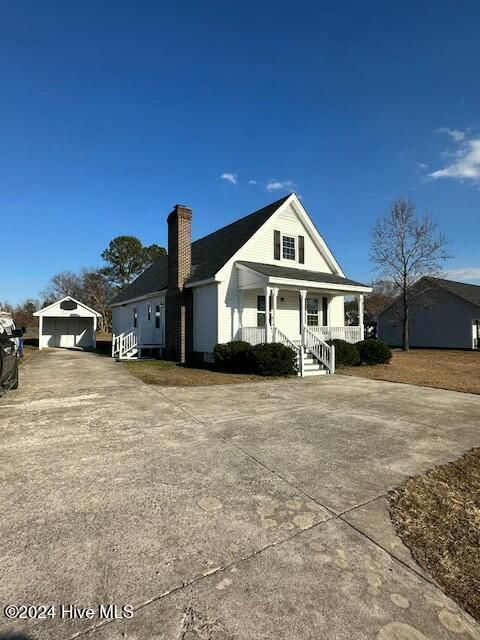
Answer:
[365,280,397,322]
[80,269,113,333]
[370,199,450,350]
[41,271,83,304]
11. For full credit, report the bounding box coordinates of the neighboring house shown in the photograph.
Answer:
[378,276,480,350]
[110,193,372,375]
[34,297,101,350]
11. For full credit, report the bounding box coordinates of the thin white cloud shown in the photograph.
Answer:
[248,179,257,185]
[445,267,480,282]
[220,172,237,185]
[417,162,429,170]
[435,127,465,142]
[266,179,295,192]
[429,138,480,182]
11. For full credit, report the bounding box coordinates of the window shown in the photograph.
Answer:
[275,231,304,263]
[147,304,152,321]
[282,235,296,261]
[306,298,319,326]
[155,304,162,329]
[133,307,137,328]
[257,295,272,327]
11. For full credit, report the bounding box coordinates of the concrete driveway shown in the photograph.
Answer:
[1,349,479,640]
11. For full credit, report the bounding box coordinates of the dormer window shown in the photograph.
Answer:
[282,235,296,261]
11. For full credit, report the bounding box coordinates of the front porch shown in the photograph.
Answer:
[234,262,371,376]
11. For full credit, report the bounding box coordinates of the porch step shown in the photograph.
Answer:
[303,368,327,376]
[117,348,138,360]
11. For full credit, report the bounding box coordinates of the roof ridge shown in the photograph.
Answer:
[191,193,291,246]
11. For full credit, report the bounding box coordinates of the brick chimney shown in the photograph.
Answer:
[165,204,193,362]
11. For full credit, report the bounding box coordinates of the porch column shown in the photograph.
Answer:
[358,293,365,340]
[271,287,279,341]
[265,285,271,343]
[38,315,43,350]
[237,290,244,341]
[300,289,307,346]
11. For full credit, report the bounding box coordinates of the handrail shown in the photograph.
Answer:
[272,327,300,353]
[112,328,138,359]
[303,326,335,374]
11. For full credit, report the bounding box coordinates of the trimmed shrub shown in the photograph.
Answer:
[252,343,298,376]
[356,339,392,365]
[326,339,360,367]
[213,341,254,372]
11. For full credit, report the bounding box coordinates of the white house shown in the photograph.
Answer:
[34,297,101,350]
[110,193,372,375]
[378,276,480,350]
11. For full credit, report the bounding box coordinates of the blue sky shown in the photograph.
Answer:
[1,0,479,303]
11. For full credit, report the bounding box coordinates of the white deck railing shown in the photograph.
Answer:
[303,326,335,374]
[309,325,362,343]
[112,328,138,359]
[236,326,266,345]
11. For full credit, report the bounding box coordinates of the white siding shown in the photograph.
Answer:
[328,296,345,325]
[218,272,241,344]
[240,290,344,340]
[237,203,332,273]
[112,294,165,337]
[217,202,340,343]
[193,284,218,353]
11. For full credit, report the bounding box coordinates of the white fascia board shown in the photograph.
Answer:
[34,296,101,317]
[288,194,345,277]
[214,193,346,282]
[268,276,372,293]
[214,194,296,282]
[110,290,167,307]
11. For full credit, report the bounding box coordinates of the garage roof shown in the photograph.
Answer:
[33,296,101,317]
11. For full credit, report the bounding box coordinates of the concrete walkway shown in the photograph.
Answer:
[0,349,479,640]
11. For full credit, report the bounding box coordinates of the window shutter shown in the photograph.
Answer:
[298,235,305,263]
[322,297,328,326]
[274,230,281,260]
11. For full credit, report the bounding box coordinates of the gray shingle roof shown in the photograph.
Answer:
[427,277,480,308]
[110,254,169,305]
[111,195,290,305]
[236,261,369,288]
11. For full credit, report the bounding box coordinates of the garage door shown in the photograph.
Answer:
[42,318,93,349]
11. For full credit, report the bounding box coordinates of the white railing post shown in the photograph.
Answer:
[358,293,365,340]
[265,285,271,343]
[271,287,278,342]
[330,344,335,374]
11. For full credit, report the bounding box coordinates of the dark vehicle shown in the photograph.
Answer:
[0,322,22,396]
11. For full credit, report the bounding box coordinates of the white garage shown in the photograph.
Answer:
[34,297,101,350]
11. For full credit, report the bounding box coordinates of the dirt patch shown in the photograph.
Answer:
[389,449,480,621]
[123,359,275,386]
[19,344,38,365]
[341,349,480,394]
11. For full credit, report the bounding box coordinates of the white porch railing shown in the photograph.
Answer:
[303,326,335,374]
[272,326,301,373]
[112,328,138,359]
[309,325,362,343]
[236,326,266,345]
